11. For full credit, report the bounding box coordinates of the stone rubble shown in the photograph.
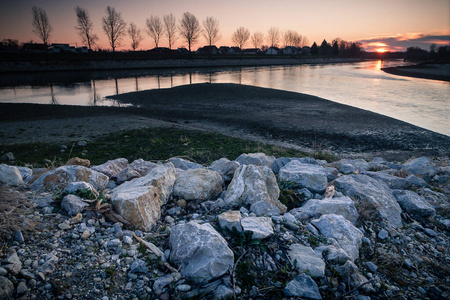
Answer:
[0,152,448,299]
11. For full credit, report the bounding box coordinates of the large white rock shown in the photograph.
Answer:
[91,158,129,178]
[0,164,24,186]
[169,157,203,170]
[240,216,273,240]
[290,196,359,224]
[29,165,109,192]
[170,221,234,283]
[209,158,240,182]
[311,214,363,261]
[235,152,276,169]
[111,163,176,231]
[278,160,328,194]
[224,164,286,213]
[334,174,403,228]
[173,168,223,201]
[287,244,325,278]
[392,190,436,219]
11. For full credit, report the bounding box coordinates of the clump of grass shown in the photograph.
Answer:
[1,127,307,167]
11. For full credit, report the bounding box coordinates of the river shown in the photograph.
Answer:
[0,60,448,136]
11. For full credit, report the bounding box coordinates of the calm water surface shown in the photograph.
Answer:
[0,60,448,136]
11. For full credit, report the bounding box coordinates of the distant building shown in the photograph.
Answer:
[48,43,71,53]
[283,46,299,55]
[301,46,311,56]
[196,45,220,55]
[76,47,88,53]
[22,43,47,53]
[243,48,260,55]
[148,47,174,55]
[265,47,280,55]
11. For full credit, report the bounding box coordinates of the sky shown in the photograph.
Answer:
[1,0,449,52]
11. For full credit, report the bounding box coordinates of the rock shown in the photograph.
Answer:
[392,190,436,219]
[284,273,322,299]
[336,261,375,293]
[16,281,28,295]
[272,157,320,174]
[168,157,203,170]
[173,168,223,201]
[287,244,325,278]
[363,171,409,190]
[176,284,191,292]
[378,229,389,239]
[235,152,276,169]
[278,160,328,194]
[365,261,378,273]
[128,158,157,176]
[336,159,369,174]
[170,221,234,283]
[240,216,274,240]
[91,158,128,178]
[218,210,242,232]
[406,175,428,187]
[77,140,87,146]
[61,195,89,216]
[402,157,438,177]
[315,245,351,264]
[16,166,33,183]
[116,167,141,184]
[311,214,363,261]
[250,201,281,217]
[0,164,24,186]
[29,165,109,192]
[0,276,14,299]
[4,251,22,275]
[14,230,24,243]
[0,152,14,161]
[289,196,359,224]
[334,174,402,228]
[153,274,176,295]
[37,253,58,275]
[214,284,236,299]
[111,163,176,231]
[225,164,286,213]
[0,267,7,276]
[66,157,90,167]
[129,259,148,273]
[209,158,240,182]
[64,181,98,198]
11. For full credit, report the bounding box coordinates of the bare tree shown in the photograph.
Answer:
[267,27,280,48]
[178,12,201,53]
[232,27,250,49]
[75,6,98,50]
[32,6,52,45]
[146,15,165,48]
[163,14,177,49]
[202,16,220,47]
[128,23,144,51]
[102,6,126,52]
[283,30,305,48]
[251,31,264,49]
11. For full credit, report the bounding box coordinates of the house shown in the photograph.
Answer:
[76,47,88,53]
[283,46,299,55]
[148,47,174,55]
[22,43,47,53]
[243,48,260,55]
[48,43,71,53]
[265,47,280,55]
[301,46,311,55]
[196,45,220,55]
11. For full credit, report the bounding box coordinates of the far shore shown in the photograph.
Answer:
[0,57,363,73]
[382,63,450,82]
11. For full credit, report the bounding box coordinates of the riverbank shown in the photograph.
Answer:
[0,57,363,73]
[1,83,448,161]
[382,63,450,82]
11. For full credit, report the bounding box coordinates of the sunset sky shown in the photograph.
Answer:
[1,0,449,52]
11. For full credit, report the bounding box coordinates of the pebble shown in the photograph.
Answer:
[378,229,389,240]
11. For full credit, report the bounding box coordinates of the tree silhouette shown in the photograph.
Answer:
[128,23,144,51]
[267,27,280,48]
[251,31,264,49]
[146,16,165,48]
[232,27,250,49]
[102,6,126,52]
[31,6,52,45]
[319,39,330,56]
[311,42,319,55]
[163,14,177,49]
[332,40,339,56]
[203,17,220,47]
[75,6,98,50]
[178,12,201,53]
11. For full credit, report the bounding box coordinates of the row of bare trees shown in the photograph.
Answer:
[31,6,311,53]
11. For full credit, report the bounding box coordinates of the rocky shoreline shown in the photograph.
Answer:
[0,152,449,299]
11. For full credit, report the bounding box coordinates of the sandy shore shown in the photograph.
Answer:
[1,83,449,161]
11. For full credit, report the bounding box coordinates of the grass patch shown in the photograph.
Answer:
[1,127,308,167]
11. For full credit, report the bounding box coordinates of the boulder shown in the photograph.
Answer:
[336,261,375,293]
[0,164,24,186]
[170,221,234,283]
[111,163,176,231]
[250,201,281,217]
[287,244,325,278]
[116,167,141,184]
[235,153,275,168]
[66,157,90,167]
[218,210,242,233]
[91,158,128,178]
[392,190,436,219]
[402,157,438,177]
[336,159,369,174]
[278,160,328,194]
[173,168,223,201]
[128,158,157,176]
[315,245,351,265]
[290,196,359,224]
[4,251,22,275]
[284,273,322,299]
[16,166,33,183]
[334,174,402,228]
[209,158,240,182]
[169,157,203,170]
[29,165,109,192]
[240,216,274,240]
[64,181,98,198]
[224,164,286,213]
[0,276,14,300]
[311,214,363,261]
[363,171,409,190]
[272,157,320,174]
[61,194,89,216]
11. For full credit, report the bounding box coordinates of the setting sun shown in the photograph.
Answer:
[375,48,388,53]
